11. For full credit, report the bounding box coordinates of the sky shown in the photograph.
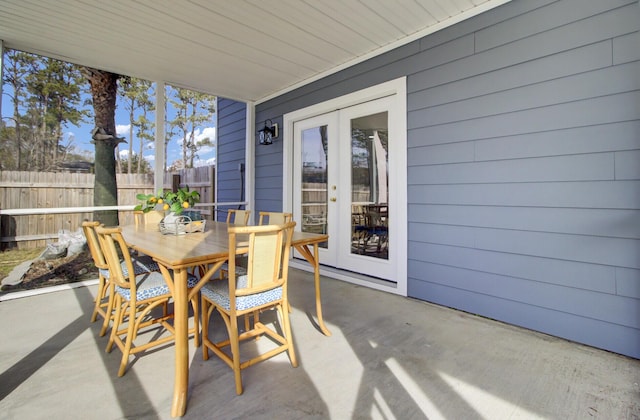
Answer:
[62,95,217,168]
[2,83,217,169]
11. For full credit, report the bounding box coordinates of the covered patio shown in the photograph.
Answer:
[1,0,640,417]
[1,269,637,419]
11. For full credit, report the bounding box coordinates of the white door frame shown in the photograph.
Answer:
[283,77,407,296]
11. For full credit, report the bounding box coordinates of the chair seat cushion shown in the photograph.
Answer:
[99,255,160,279]
[116,272,198,301]
[201,275,282,311]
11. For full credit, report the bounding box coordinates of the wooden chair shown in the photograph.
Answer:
[257,212,294,316]
[192,209,251,278]
[226,209,251,225]
[134,210,164,226]
[96,225,200,377]
[218,208,251,278]
[201,221,297,395]
[82,221,160,336]
[258,211,292,225]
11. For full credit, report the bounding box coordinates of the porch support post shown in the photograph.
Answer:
[154,81,166,192]
[0,40,4,117]
[245,102,255,221]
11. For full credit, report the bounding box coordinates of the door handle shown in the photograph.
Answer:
[330,197,337,202]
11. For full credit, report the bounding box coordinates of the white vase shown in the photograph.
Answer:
[159,211,186,235]
[162,211,179,225]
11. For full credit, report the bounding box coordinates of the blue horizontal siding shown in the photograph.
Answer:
[250,0,640,359]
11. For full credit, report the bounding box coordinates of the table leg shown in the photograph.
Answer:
[171,268,189,417]
[295,243,331,336]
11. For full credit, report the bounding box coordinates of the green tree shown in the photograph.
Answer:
[24,56,87,170]
[134,111,155,173]
[1,50,33,169]
[0,123,17,170]
[81,67,121,227]
[167,87,215,168]
[133,83,155,174]
[117,152,152,174]
[118,76,154,174]
[1,50,88,171]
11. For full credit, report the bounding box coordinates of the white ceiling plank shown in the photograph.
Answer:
[364,0,440,35]
[0,0,512,102]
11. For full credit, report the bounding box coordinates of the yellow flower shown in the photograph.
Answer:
[182,202,190,209]
[157,198,163,204]
[163,203,170,211]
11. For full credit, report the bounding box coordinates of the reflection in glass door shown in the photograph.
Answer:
[300,125,328,248]
[293,112,338,268]
[350,112,388,260]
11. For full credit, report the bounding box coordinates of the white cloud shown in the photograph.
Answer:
[173,126,216,145]
[197,126,216,143]
[116,124,131,137]
[199,144,214,154]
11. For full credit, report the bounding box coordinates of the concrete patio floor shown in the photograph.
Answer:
[0,268,638,419]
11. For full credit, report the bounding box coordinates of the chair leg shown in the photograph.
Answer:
[91,275,106,323]
[228,317,243,395]
[99,282,115,337]
[243,311,259,332]
[118,304,138,377]
[201,296,211,360]
[106,296,124,353]
[243,313,251,332]
[279,302,298,367]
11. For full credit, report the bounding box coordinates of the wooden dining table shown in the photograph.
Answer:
[120,220,330,417]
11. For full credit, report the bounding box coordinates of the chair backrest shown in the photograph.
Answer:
[134,210,164,226]
[258,211,292,226]
[82,221,108,270]
[227,221,296,301]
[226,209,251,225]
[95,226,136,291]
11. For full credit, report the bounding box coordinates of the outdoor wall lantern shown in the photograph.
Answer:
[258,119,278,145]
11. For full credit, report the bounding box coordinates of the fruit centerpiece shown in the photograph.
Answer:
[134,187,204,234]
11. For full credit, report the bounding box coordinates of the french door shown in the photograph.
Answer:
[292,94,402,283]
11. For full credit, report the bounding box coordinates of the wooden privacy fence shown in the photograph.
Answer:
[0,166,214,250]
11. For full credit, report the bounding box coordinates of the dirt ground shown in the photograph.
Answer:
[1,250,98,293]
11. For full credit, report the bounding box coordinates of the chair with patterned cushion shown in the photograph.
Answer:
[192,209,251,278]
[82,221,160,336]
[201,221,297,395]
[226,209,251,225]
[214,209,252,279]
[255,212,294,319]
[96,225,200,377]
[258,211,292,226]
[134,210,164,226]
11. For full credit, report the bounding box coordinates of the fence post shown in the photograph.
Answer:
[172,174,180,192]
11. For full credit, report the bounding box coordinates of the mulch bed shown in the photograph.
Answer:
[1,251,98,293]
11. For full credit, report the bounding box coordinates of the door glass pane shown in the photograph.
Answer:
[351,112,388,259]
[301,125,328,247]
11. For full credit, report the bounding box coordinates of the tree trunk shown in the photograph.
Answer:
[82,67,121,226]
